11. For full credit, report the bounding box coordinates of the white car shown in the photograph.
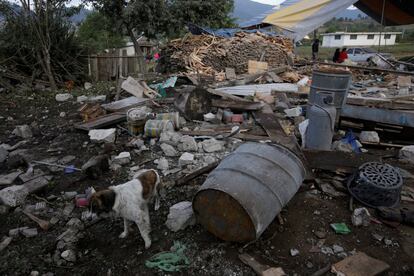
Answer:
[346,47,392,62]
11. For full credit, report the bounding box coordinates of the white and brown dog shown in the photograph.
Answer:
[90,169,160,249]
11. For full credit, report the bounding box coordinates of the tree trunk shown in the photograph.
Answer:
[42,47,57,90]
[126,25,147,74]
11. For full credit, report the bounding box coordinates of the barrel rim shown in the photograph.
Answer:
[193,188,258,239]
[312,69,352,77]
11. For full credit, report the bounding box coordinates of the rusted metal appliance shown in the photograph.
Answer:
[193,142,306,242]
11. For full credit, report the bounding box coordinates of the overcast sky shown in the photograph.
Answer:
[252,0,284,5]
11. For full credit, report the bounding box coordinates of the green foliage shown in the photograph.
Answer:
[77,12,125,53]
[89,0,235,39]
[0,0,87,86]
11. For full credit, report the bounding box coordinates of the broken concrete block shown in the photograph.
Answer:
[0,236,12,252]
[84,82,92,90]
[331,252,390,276]
[165,201,195,232]
[12,125,33,138]
[21,228,38,238]
[332,244,344,254]
[55,93,73,102]
[156,158,169,171]
[0,147,8,163]
[122,76,144,98]
[203,113,216,122]
[0,175,50,207]
[159,131,182,146]
[9,227,28,237]
[360,131,380,143]
[0,185,28,207]
[66,218,84,230]
[284,107,302,117]
[178,135,198,152]
[61,249,76,262]
[290,248,300,256]
[88,128,116,143]
[179,153,194,167]
[399,145,414,164]
[160,143,178,157]
[77,95,88,102]
[0,170,22,185]
[81,155,109,179]
[201,139,225,153]
[352,207,371,227]
[113,152,131,165]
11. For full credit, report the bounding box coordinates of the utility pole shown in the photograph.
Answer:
[378,0,386,52]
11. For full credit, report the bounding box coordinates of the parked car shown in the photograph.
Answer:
[346,47,392,62]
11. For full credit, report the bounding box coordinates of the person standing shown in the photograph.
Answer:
[312,39,319,61]
[332,48,340,63]
[338,48,348,63]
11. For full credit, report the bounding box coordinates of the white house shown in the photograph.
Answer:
[321,32,401,48]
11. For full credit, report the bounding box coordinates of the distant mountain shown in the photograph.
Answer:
[336,9,367,20]
[232,0,274,23]
[70,8,92,25]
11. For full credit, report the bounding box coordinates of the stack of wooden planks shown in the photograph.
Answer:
[161,32,293,79]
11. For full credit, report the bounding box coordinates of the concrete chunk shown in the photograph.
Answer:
[55,93,73,102]
[179,153,194,167]
[399,145,414,164]
[160,143,178,157]
[113,152,131,165]
[178,135,198,152]
[201,139,225,153]
[88,129,116,143]
[0,170,23,185]
[21,228,38,238]
[12,125,33,139]
[360,131,380,143]
[165,201,196,232]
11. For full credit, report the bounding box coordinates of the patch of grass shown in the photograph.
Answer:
[295,43,414,60]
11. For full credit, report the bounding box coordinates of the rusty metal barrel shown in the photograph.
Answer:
[193,142,305,242]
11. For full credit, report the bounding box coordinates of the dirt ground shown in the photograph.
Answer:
[0,88,413,276]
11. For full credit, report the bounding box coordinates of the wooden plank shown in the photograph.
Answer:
[361,141,404,148]
[346,97,414,110]
[207,88,250,102]
[176,161,219,186]
[332,252,389,276]
[212,99,264,111]
[239,254,286,276]
[75,113,126,131]
[303,150,381,173]
[318,61,414,76]
[248,60,269,74]
[252,112,303,155]
[101,97,149,112]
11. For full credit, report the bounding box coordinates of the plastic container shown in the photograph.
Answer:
[305,104,336,150]
[193,142,306,242]
[155,112,180,130]
[144,119,174,138]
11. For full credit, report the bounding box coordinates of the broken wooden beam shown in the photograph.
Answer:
[318,61,414,76]
[212,99,264,111]
[176,161,219,186]
[75,113,126,131]
[303,150,381,173]
[346,97,414,110]
[239,253,286,276]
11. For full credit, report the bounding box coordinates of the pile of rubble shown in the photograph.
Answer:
[1,37,414,275]
[161,32,293,79]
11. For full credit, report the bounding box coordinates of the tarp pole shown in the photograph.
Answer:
[378,0,386,52]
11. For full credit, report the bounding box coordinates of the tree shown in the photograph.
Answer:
[89,0,235,72]
[0,0,86,89]
[77,12,125,53]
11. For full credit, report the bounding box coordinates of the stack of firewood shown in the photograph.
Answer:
[161,32,293,79]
